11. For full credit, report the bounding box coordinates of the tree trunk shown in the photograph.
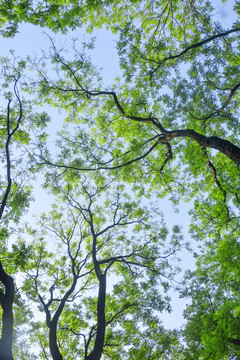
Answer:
[49,320,63,360]
[87,274,106,360]
[0,262,14,360]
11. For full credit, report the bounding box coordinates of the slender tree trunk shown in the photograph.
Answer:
[0,262,14,360]
[87,274,106,360]
[49,320,63,360]
[46,275,78,360]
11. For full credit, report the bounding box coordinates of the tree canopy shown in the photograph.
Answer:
[0,0,240,359]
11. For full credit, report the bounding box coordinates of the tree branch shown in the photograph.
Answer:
[149,28,240,78]
[0,75,23,220]
[203,148,230,223]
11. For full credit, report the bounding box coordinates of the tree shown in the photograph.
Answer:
[0,0,239,358]
[0,57,49,359]
[0,51,183,360]
[20,176,183,359]
[25,5,239,358]
[30,20,239,239]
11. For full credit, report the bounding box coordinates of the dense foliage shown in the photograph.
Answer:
[0,0,240,359]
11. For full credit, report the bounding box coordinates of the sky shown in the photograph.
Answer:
[0,0,237,334]
[0,25,120,85]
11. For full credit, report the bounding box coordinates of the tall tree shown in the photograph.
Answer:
[0,57,49,359]
[21,177,183,359]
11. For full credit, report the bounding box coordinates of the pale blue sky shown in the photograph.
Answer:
[0,24,120,85]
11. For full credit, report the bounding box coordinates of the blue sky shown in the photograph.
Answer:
[0,24,121,86]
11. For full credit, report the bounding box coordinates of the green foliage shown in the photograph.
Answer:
[0,0,214,39]
[0,0,240,359]
[0,56,50,230]
[181,221,240,359]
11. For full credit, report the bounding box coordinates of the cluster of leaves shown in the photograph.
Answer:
[182,218,240,359]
